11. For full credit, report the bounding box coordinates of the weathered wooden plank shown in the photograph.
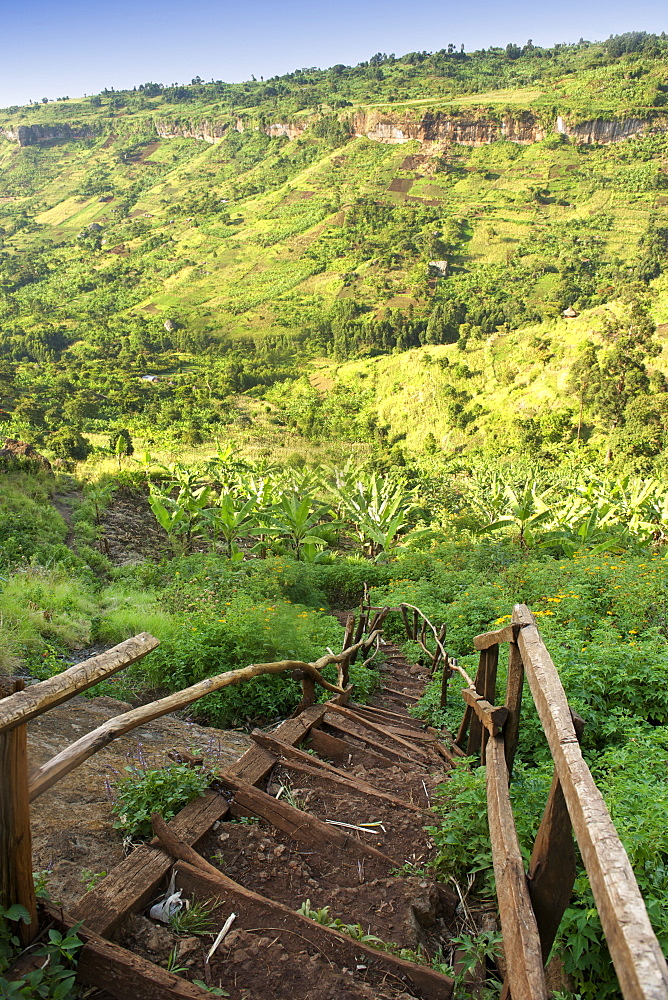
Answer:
[326,704,432,761]
[173,861,455,1000]
[504,638,525,779]
[461,688,508,737]
[473,625,520,651]
[0,679,37,945]
[43,903,211,1000]
[71,703,331,936]
[486,734,547,1000]
[527,711,585,962]
[70,789,230,935]
[323,713,420,768]
[0,634,159,733]
[514,603,668,1000]
[224,703,328,785]
[221,775,396,865]
[252,731,426,813]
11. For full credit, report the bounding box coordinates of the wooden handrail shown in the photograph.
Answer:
[512,603,668,1000]
[466,607,668,1000]
[0,633,160,733]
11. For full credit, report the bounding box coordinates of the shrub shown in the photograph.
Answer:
[111,763,210,838]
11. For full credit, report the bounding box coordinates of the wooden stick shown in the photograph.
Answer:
[0,633,159,734]
[480,643,499,761]
[151,813,223,878]
[504,638,524,780]
[400,604,412,639]
[412,608,419,641]
[486,734,547,1000]
[461,688,508,736]
[0,678,37,946]
[514,603,668,1000]
[27,643,373,801]
[466,651,488,758]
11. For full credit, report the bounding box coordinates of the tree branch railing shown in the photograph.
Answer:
[455,603,668,1000]
[398,602,474,705]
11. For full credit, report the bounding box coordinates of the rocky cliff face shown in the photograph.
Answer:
[349,109,646,146]
[0,111,652,150]
[1,123,99,146]
[265,121,306,140]
[154,119,230,142]
[555,115,646,143]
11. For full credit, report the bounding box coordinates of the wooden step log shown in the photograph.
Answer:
[71,704,329,937]
[172,859,455,1000]
[251,730,427,814]
[224,702,330,787]
[382,685,420,703]
[323,714,429,768]
[306,726,402,770]
[19,901,213,1000]
[325,705,435,764]
[327,704,434,757]
[219,774,397,865]
[70,789,230,936]
[353,703,422,727]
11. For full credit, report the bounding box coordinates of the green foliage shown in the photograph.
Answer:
[111,763,210,838]
[0,906,83,999]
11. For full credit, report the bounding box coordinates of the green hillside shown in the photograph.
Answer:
[2,31,668,465]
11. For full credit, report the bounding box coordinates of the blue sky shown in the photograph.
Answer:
[0,0,666,108]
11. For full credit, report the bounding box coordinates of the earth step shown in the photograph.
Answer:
[250,730,428,814]
[220,774,398,865]
[172,861,456,1000]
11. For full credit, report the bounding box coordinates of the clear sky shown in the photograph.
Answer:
[0,0,666,108]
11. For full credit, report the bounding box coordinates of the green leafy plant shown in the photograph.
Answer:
[111,763,210,838]
[0,908,83,1000]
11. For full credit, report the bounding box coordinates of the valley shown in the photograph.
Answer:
[2,31,668,1000]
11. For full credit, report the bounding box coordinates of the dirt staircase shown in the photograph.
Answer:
[59,634,468,1000]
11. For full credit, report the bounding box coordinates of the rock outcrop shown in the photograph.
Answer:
[0,110,654,150]
[349,109,646,146]
[0,437,52,471]
[1,123,99,146]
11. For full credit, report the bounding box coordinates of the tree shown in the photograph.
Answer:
[49,428,92,462]
[109,429,133,468]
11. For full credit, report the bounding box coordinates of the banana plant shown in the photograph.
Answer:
[331,472,416,559]
[262,492,336,561]
[208,492,259,559]
[148,466,212,553]
[476,482,554,547]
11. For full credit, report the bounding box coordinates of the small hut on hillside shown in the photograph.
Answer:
[563,306,578,318]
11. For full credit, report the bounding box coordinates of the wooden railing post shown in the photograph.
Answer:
[527,711,585,964]
[400,604,412,639]
[504,631,524,780]
[0,678,37,945]
[467,645,499,759]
